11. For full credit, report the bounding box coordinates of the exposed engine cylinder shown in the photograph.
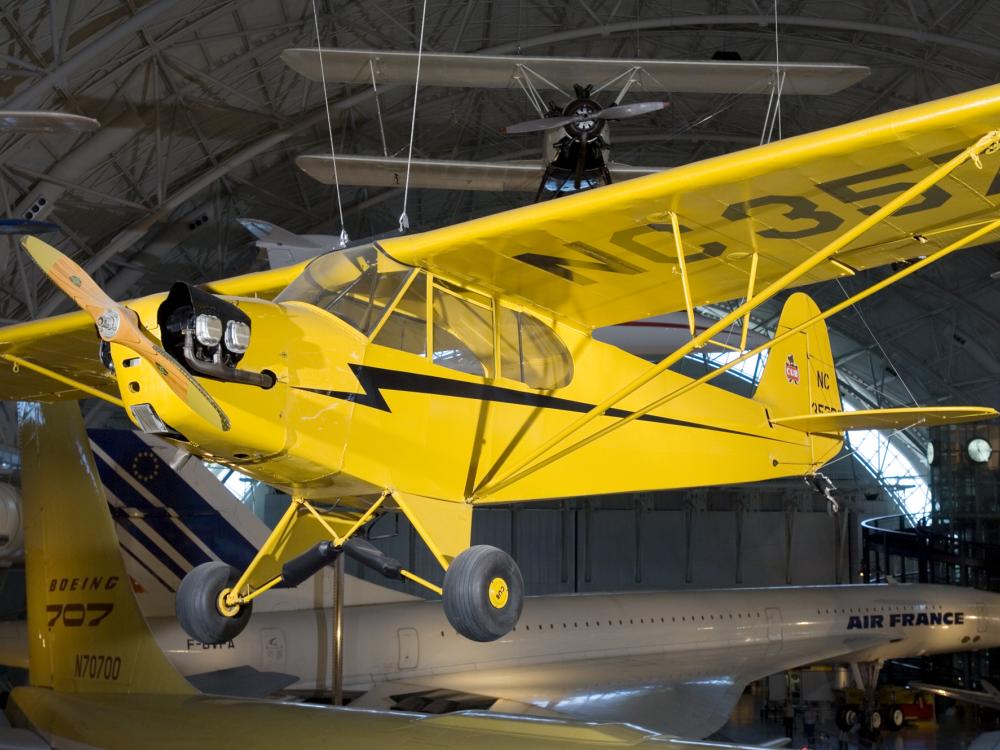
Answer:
[0,484,24,565]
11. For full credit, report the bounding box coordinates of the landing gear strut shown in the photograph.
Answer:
[174,489,527,645]
[849,660,894,739]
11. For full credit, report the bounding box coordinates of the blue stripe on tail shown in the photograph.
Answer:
[90,430,259,571]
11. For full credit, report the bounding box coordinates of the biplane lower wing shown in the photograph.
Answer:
[378,83,1000,331]
[296,154,661,192]
[772,407,998,434]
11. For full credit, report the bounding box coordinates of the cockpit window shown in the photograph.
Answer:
[372,273,428,356]
[499,308,573,389]
[368,270,572,389]
[432,282,494,377]
[275,244,412,335]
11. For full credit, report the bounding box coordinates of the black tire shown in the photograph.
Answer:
[842,705,860,729]
[443,545,524,642]
[835,706,853,731]
[176,561,252,644]
[885,705,905,731]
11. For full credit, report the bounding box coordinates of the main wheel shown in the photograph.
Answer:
[885,705,905,731]
[443,545,524,642]
[176,561,252,644]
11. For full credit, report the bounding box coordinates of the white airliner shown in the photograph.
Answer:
[1,429,996,740]
[144,581,1000,738]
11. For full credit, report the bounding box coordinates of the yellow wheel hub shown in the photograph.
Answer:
[217,587,241,618]
[488,577,509,609]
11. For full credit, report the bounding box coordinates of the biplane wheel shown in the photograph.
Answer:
[442,545,523,642]
[176,561,252,645]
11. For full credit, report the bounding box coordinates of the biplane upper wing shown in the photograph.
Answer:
[282,48,870,96]
[0,262,307,401]
[379,82,1000,331]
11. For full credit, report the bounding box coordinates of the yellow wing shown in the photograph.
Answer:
[380,82,1000,329]
[0,261,307,401]
[772,407,997,434]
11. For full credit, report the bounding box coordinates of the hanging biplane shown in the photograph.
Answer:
[286,48,870,196]
[4,83,1000,646]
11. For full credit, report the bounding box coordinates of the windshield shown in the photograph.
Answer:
[275,244,413,335]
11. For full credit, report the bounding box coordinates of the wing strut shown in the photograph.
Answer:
[740,252,760,352]
[670,210,696,337]
[474,130,1000,500]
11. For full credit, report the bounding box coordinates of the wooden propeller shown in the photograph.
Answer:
[21,236,230,432]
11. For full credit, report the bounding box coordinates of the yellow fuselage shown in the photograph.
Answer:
[109,292,838,507]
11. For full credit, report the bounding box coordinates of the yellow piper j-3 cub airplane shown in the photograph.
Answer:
[4,83,1000,646]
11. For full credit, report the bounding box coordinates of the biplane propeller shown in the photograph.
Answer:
[502,83,670,199]
[5,79,1000,648]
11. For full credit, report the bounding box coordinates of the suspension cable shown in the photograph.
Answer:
[310,0,347,247]
[836,279,919,406]
[773,0,782,140]
[369,59,389,157]
[399,0,429,232]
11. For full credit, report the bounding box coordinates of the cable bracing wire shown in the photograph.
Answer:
[399,0,429,232]
[310,0,348,247]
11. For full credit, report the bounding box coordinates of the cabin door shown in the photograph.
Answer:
[398,627,419,670]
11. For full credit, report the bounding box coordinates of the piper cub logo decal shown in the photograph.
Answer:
[847,611,964,630]
[784,355,800,385]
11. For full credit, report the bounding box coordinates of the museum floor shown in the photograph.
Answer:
[715,692,999,750]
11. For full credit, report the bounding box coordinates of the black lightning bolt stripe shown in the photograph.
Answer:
[294,364,796,444]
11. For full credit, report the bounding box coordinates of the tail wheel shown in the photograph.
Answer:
[443,545,524,642]
[885,705,905,731]
[176,561,252,644]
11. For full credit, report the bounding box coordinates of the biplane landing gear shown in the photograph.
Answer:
[443,545,524,642]
[176,561,252,644]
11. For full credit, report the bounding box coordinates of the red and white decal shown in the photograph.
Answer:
[784,355,800,385]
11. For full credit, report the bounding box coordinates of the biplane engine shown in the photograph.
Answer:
[157,283,275,390]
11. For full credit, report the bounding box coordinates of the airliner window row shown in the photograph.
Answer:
[437,603,954,638]
[815,603,942,615]
[435,611,771,636]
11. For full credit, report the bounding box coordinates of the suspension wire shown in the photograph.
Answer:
[309,0,347,247]
[773,0,782,140]
[764,71,786,144]
[759,85,776,146]
[836,279,919,406]
[399,0,429,233]
[369,59,389,157]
